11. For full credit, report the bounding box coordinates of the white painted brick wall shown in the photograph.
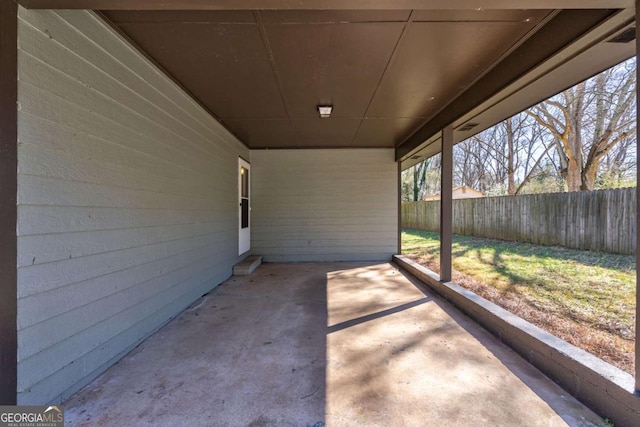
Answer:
[16,8,248,404]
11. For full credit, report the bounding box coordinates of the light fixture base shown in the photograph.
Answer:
[317,105,333,118]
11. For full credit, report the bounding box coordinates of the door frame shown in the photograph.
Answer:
[238,157,251,255]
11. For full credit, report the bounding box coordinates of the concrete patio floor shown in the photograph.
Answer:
[63,262,605,426]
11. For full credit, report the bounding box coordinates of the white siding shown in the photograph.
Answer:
[16,9,248,404]
[251,149,398,262]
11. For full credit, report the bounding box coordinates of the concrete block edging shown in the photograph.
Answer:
[393,255,640,427]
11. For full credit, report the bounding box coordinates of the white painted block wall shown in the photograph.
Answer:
[251,149,398,262]
[16,8,248,404]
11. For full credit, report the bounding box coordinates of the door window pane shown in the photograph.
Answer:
[241,167,249,198]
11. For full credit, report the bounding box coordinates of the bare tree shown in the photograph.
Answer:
[513,120,558,195]
[582,69,637,189]
[400,158,441,201]
[526,58,636,191]
[410,58,636,197]
[454,131,495,192]
[412,160,428,201]
[598,131,637,187]
[455,113,555,196]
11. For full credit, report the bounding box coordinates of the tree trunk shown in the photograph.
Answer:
[565,83,586,191]
[412,161,428,201]
[565,156,582,191]
[581,162,598,190]
[412,165,420,201]
[506,118,516,195]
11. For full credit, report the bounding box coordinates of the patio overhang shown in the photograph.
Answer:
[15,1,635,161]
[14,1,636,9]
[398,7,636,169]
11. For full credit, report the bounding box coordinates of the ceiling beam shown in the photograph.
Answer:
[395,8,620,161]
[17,0,633,10]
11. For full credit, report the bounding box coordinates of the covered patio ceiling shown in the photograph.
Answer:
[100,8,553,151]
[17,1,636,168]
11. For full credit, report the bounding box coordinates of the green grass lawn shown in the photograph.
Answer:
[402,229,636,372]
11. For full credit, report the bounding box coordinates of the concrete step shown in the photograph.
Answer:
[233,255,262,276]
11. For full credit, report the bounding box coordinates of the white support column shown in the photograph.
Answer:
[440,126,453,282]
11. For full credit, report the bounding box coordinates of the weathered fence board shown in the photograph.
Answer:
[401,188,637,255]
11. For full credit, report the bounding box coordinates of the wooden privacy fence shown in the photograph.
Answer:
[402,188,637,255]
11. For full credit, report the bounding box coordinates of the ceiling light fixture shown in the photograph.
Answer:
[317,105,333,118]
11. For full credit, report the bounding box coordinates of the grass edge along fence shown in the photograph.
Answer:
[401,187,636,255]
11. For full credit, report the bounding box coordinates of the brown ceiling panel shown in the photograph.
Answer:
[222,119,298,148]
[412,9,552,22]
[103,10,256,23]
[114,22,287,119]
[366,21,540,119]
[290,118,361,147]
[260,10,411,23]
[351,118,425,147]
[97,7,615,154]
[265,22,405,118]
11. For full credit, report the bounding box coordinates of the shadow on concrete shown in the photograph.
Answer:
[396,267,605,426]
[63,261,603,426]
[327,297,431,334]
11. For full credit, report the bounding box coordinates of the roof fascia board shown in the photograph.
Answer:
[447,11,635,146]
[400,8,635,170]
[16,0,633,10]
[395,8,620,162]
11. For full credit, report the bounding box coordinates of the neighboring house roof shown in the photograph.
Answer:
[423,186,484,201]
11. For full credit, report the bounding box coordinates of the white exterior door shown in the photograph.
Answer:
[238,158,250,255]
